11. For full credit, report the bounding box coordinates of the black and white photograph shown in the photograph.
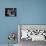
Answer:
[5,8,17,16]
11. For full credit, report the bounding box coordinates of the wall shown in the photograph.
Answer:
[0,0,46,44]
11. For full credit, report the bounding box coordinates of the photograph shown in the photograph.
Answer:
[18,24,46,46]
[5,8,17,16]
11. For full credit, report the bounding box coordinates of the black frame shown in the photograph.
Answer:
[5,8,17,17]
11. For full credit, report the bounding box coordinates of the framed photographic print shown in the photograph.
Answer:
[18,24,46,41]
[5,8,17,17]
